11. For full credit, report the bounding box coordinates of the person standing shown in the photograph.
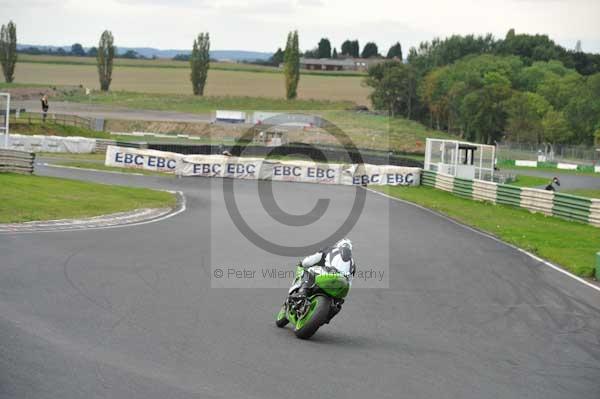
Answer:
[41,94,49,122]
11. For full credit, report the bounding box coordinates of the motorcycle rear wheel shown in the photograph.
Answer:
[294,295,331,339]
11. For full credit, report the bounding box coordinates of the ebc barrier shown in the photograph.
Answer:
[106,145,421,187]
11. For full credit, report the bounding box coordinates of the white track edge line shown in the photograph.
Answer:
[365,187,600,294]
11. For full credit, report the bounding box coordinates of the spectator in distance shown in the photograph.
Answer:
[41,94,49,122]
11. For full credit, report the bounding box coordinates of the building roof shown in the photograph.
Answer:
[299,57,386,67]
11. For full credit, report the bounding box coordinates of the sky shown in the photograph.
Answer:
[2,0,600,54]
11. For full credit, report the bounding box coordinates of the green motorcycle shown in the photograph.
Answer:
[275,265,350,339]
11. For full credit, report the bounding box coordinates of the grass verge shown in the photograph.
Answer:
[50,161,172,176]
[563,189,600,199]
[0,173,175,223]
[37,152,106,161]
[374,185,599,277]
[10,120,112,139]
[511,175,549,187]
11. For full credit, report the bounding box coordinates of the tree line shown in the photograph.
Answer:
[268,38,403,66]
[0,20,300,100]
[19,43,153,60]
[366,30,600,146]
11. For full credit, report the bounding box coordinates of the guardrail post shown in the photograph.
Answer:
[596,252,600,280]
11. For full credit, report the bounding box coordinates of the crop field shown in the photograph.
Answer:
[17,54,366,76]
[8,56,371,104]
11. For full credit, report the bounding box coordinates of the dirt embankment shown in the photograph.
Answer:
[106,119,245,139]
[3,86,83,101]
[105,119,341,146]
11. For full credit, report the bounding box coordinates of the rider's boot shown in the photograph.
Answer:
[292,272,314,299]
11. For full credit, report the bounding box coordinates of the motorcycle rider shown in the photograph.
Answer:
[545,176,560,191]
[290,238,356,298]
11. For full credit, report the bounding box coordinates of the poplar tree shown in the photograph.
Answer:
[0,21,17,83]
[284,30,300,99]
[96,30,115,91]
[191,32,210,95]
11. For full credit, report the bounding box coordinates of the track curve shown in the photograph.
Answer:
[1,165,599,399]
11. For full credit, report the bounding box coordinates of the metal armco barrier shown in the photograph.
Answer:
[434,172,454,192]
[590,201,600,227]
[521,188,554,216]
[472,179,497,202]
[452,178,473,199]
[496,184,522,207]
[422,170,600,228]
[553,193,591,223]
[96,139,146,154]
[0,149,35,174]
[95,139,117,154]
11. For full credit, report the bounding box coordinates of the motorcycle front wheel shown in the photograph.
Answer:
[275,304,289,327]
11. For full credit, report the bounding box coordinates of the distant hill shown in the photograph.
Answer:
[17,44,272,61]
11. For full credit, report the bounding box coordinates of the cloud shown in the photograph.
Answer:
[297,0,324,6]
[6,0,600,53]
[0,0,54,7]
[115,0,211,7]
[215,0,296,15]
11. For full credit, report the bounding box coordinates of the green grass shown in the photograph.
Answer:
[0,82,50,89]
[563,189,600,199]
[375,185,599,277]
[10,120,112,139]
[320,110,451,153]
[51,160,173,176]
[37,152,106,161]
[59,90,355,112]
[510,175,549,187]
[0,173,175,223]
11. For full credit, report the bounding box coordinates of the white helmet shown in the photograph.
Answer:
[335,238,353,262]
[336,238,352,249]
[328,238,353,274]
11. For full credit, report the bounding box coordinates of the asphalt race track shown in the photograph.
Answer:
[14,100,213,123]
[1,165,599,399]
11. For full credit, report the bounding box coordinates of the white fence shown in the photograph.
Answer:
[0,134,96,153]
[497,142,598,164]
